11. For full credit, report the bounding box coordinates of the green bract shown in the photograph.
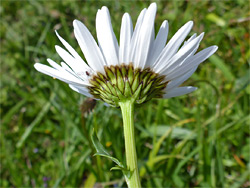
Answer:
[88,64,168,107]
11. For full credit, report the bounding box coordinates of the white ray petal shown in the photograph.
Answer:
[47,59,87,81]
[60,62,91,84]
[119,13,133,64]
[147,20,169,67]
[34,63,90,87]
[69,84,93,98]
[158,32,204,75]
[55,45,78,70]
[166,45,218,80]
[129,8,146,64]
[96,7,119,66]
[55,31,91,74]
[55,45,89,80]
[166,66,198,90]
[163,86,197,99]
[47,59,81,79]
[133,3,157,69]
[73,20,106,73]
[181,33,197,49]
[47,58,62,70]
[61,62,75,75]
[153,21,194,70]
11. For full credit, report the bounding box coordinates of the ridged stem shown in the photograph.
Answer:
[119,100,141,188]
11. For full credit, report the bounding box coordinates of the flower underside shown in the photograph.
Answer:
[88,63,168,107]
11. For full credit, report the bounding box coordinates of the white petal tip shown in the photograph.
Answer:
[34,63,39,69]
[209,45,219,55]
[54,45,60,50]
[200,32,205,37]
[34,63,43,71]
[163,86,198,99]
[197,32,205,41]
[149,2,157,9]
[163,20,168,25]
[182,86,198,93]
[73,19,81,27]
[213,45,219,51]
[54,45,63,54]
[189,86,198,91]
[101,6,108,11]
[123,12,130,18]
[185,21,194,29]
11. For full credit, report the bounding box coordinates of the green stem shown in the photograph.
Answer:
[119,100,141,188]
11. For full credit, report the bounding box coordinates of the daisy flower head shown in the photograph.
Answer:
[34,3,218,107]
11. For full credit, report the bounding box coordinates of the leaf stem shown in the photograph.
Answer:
[119,100,141,188]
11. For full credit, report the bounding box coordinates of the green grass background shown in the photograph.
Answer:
[1,0,249,187]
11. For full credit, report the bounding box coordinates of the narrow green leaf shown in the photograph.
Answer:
[16,92,55,148]
[83,173,96,188]
[2,99,26,125]
[91,130,134,181]
[147,125,196,140]
[206,13,226,27]
[209,55,235,81]
[235,69,250,93]
[91,130,134,180]
[91,130,124,168]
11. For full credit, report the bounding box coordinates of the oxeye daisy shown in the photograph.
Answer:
[34,3,217,106]
[34,3,218,187]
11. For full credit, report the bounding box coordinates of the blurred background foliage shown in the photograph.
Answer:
[0,0,249,187]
